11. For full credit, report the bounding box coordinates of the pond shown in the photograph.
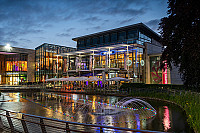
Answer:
[0,92,193,132]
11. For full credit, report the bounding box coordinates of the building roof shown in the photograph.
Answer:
[35,43,76,50]
[72,23,161,42]
[0,44,35,54]
[59,43,145,56]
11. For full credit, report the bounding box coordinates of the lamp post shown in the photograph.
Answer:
[92,50,95,90]
[127,45,129,80]
[57,55,59,78]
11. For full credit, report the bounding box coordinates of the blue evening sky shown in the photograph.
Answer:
[0,0,168,49]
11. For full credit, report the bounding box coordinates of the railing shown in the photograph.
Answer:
[0,85,42,92]
[0,108,163,133]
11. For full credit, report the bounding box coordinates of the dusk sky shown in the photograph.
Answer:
[0,0,168,49]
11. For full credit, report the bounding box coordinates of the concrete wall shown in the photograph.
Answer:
[27,50,35,82]
[147,39,163,55]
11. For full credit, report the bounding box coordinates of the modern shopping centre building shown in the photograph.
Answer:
[61,23,182,84]
[0,23,182,85]
[0,45,35,85]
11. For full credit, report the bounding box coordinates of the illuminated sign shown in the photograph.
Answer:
[100,50,116,56]
[162,62,168,84]
[140,60,145,66]
[7,72,19,75]
[126,60,132,66]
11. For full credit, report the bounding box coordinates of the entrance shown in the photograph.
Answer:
[6,73,19,85]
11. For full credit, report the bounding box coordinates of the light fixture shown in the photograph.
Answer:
[5,43,11,50]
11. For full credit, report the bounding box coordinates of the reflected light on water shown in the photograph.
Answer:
[92,96,96,112]
[135,114,140,130]
[163,106,171,131]
[72,94,77,101]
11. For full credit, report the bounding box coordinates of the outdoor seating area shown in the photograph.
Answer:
[45,76,130,93]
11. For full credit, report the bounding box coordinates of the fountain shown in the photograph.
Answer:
[91,97,156,120]
[20,93,156,124]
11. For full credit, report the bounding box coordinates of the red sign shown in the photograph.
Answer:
[162,63,168,84]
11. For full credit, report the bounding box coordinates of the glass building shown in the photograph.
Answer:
[58,23,169,84]
[75,23,153,51]
[35,43,76,82]
[0,45,35,85]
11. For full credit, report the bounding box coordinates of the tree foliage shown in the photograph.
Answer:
[160,0,200,88]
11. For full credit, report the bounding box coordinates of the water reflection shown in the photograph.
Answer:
[163,106,171,131]
[19,93,156,127]
[0,92,193,132]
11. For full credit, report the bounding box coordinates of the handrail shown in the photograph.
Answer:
[0,108,164,133]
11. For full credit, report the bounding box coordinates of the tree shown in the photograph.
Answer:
[159,0,200,88]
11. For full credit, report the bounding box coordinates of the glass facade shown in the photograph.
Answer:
[0,54,28,85]
[63,46,145,83]
[35,43,76,82]
[76,29,152,50]
[70,23,163,84]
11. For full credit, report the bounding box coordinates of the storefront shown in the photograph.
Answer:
[59,23,170,84]
[0,45,35,85]
[35,43,76,82]
[61,43,146,83]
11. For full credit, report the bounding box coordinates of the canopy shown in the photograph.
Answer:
[106,77,130,81]
[66,77,77,81]
[75,77,88,81]
[46,78,60,82]
[88,76,102,81]
[58,78,68,81]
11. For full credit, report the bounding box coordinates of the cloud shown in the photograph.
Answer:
[82,17,101,22]
[145,19,161,31]
[19,38,32,43]
[86,26,101,31]
[103,7,146,16]
[57,33,71,37]
[65,28,75,32]
[0,0,166,49]
[119,18,135,25]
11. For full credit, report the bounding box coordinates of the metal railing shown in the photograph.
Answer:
[0,108,163,133]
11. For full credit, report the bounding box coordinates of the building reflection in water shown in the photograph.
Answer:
[135,114,140,130]
[163,106,171,131]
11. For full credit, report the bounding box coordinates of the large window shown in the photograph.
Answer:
[6,61,27,71]
[104,34,110,43]
[86,39,91,45]
[111,33,117,42]
[93,37,98,45]
[35,43,75,82]
[128,30,138,39]
[118,32,126,41]
[99,36,104,44]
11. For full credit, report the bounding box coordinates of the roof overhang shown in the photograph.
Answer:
[59,43,145,56]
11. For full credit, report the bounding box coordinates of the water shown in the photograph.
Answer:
[0,92,193,132]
